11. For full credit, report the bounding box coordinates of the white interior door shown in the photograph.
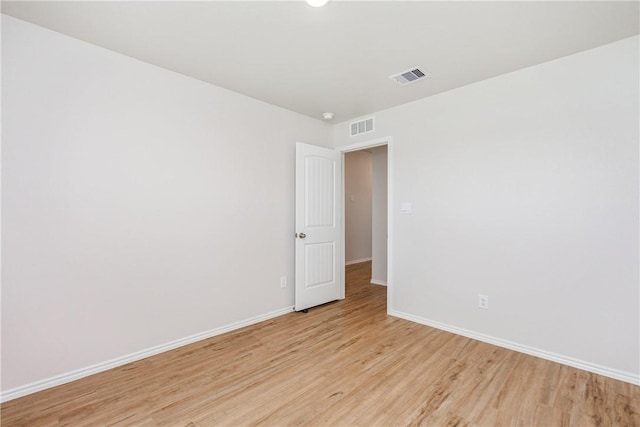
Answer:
[295,142,343,312]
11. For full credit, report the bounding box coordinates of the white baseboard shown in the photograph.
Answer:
[1,306,295,403]
[370,279,387,286]
[345,257,372,265]
[388,309,640,386]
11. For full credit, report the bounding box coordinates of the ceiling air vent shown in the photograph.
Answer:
[350,117,374,137]
[389,67,428,86]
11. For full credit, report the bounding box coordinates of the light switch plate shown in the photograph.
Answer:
[401,202,412,214]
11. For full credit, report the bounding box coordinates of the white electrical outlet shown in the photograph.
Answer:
[478,294,489,310]
[280,276,287,288]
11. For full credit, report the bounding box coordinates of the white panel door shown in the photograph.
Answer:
[295,142,343,312]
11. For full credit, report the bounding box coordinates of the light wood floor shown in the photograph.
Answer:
[2,261,638,426]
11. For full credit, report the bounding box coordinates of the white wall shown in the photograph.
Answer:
[334,36,640,382]
[1,15,331,394]
[344,151,372,263]
[371,146,388,284]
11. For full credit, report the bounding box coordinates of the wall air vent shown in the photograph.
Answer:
[389,67,429,86]
[350,117,375,137]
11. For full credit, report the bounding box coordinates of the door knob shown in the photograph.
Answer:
[298,232,306,239]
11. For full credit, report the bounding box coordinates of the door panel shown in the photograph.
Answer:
[295,142,343,311]
[305,156,335,227]
[304,242,335,287]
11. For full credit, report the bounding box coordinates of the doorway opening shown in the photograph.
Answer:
[339,137,391,308]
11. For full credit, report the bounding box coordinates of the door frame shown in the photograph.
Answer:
[337,136,393,313]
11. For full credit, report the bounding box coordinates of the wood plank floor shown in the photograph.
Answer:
[2,261,639,426]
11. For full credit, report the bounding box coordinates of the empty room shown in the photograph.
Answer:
[1,1,639,426]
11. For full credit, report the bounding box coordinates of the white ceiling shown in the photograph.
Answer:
[2,1,639,123]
